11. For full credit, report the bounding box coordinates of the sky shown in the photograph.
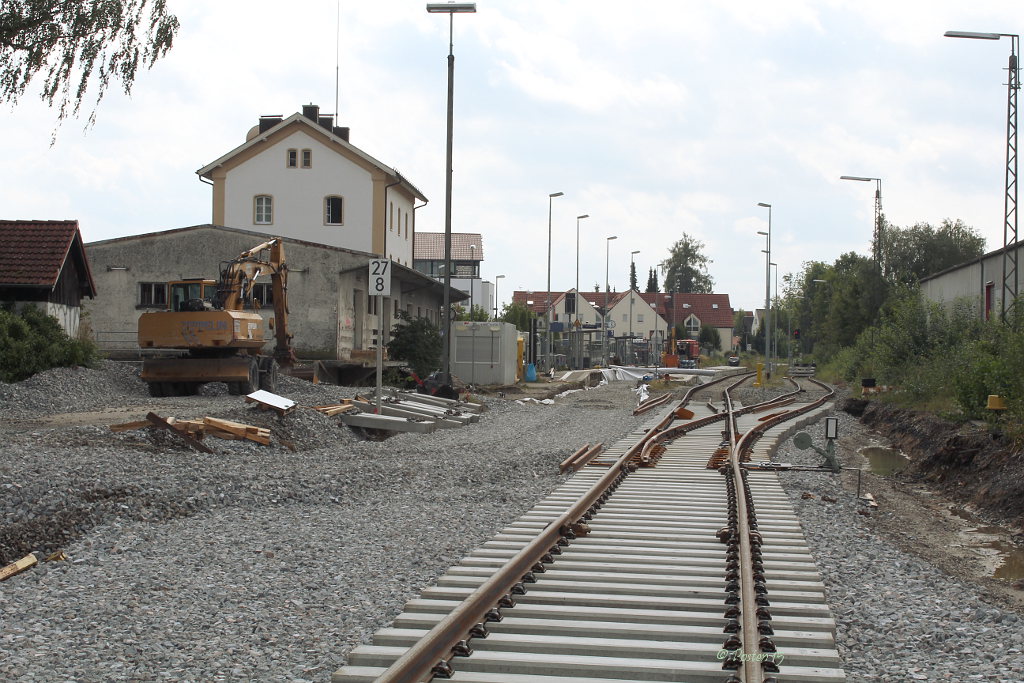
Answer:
[3,0,1023,313]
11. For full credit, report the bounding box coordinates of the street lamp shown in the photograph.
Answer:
[770,261,778,369]
[945,29,1020,320]
[757,202,772,374]
[840,175,884,272]
[545,191,564,371]
[604,235,618,365]
[469,243,475,318]
[493,274,505,320]
[427,1,476,384]
[629,250,640,340]
[574,214,589,328]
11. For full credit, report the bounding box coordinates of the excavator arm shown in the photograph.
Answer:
[216,238,295,367]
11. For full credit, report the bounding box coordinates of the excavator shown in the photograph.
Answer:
[137,238,295,397]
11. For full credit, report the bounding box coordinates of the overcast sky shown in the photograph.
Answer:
[3,1,1022,312]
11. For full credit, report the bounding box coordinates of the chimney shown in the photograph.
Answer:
[318,114,334,131]
[333,126,350,142]
[302,103,320,122]
[258,115,283,133]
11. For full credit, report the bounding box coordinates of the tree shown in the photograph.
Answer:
[454,304,489,321]
[698,323,721,354]
[387,312,441,377]
[0,1,180,127]
[660,234,714,293]
[629,261,637,291]
[499,301,534,332]
[883,218,986,287]
[645,267,659,293]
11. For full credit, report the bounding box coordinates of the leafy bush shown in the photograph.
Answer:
[386,311,442,378]
[0,306,99,382]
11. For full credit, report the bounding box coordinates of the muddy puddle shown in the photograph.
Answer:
[949,506,1024,581]
[860,445,909,476]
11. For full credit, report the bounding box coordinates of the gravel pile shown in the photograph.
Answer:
[775,411,1024,682]
[0,364,651,681]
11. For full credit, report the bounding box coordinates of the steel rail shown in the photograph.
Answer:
[724,376,836,681]
[375,370,761,682]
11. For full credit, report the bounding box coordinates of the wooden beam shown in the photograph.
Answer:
[146,412,214,453]
[0,553,38,582]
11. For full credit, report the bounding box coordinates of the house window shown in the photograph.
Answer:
[685,314,700,337]
[622,314,628,322]
[394,299,399,318]
[301,149,312,168]
[389,201,394,231]
[286,149,298,168]
[405,213,409,238]
[638,314,644,323]
[254,195,273,224]
[325,196,344,225]
[139,282,167,308]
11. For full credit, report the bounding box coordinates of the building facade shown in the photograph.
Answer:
[84,225,460,360]
[920,241,1024,320]
[197,104,425,267]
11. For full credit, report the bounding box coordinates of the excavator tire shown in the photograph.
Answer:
[258,357,279,392]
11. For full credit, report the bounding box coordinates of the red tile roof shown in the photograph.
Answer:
[639,292,734,327]
[0,221,96,296]
[414,232,483,261]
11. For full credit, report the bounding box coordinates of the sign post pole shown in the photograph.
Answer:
[369,259,392,414]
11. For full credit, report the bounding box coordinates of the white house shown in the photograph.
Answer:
[196,104,426,267]
[605,289,668,340]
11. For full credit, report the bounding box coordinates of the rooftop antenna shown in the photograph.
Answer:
[334,0,340,119]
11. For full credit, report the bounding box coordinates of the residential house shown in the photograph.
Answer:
[0,220,97,336]
[196,104,426,267]
[413,232,493,316]
[605,289,669,340]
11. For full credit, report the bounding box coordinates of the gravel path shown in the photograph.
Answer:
[4,365,1023,681]
[0,363,651,681]
[776,409,1024,682]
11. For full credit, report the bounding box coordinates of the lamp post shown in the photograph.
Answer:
[757,202,772,375]
[604,235,618,365]
[574,214,589,328]
[945,29,1020,320]
[493,274,505,320]
[469,243,475,318]
[770,261,778,370]
[840,175,884,273]
[626,249,634,339]
[427,1,476,384]
[545,191,564,371]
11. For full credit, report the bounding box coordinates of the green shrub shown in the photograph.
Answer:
[386,311,442,378]
[0,306,99,382]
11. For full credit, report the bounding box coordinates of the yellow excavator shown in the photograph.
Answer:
[137,238,295,396]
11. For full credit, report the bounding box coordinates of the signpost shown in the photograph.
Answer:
[369,259,391,414]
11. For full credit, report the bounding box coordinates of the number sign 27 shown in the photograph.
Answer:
[369,259,392,296]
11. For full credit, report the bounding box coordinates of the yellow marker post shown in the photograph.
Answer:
[754,362,764,387]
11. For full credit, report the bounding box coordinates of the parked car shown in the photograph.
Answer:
[727,355,740,366]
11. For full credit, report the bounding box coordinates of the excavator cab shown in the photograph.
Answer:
[168,279,217,312]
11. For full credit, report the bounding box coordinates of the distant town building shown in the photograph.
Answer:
[414,232,492,316]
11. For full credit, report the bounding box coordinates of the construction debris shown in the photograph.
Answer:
[311,401,359,416]
[245,389,296,416]
[0,553,38,582]
[109,413,271,449]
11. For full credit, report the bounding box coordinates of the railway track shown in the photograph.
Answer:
[333,374,846,682]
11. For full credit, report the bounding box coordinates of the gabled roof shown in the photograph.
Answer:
[0,220,96,296]
[638,292,735,327]
[414,232,483,261]
[195,112,426,202]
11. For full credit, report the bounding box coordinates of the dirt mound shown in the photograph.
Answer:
[843,399,1024,527]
